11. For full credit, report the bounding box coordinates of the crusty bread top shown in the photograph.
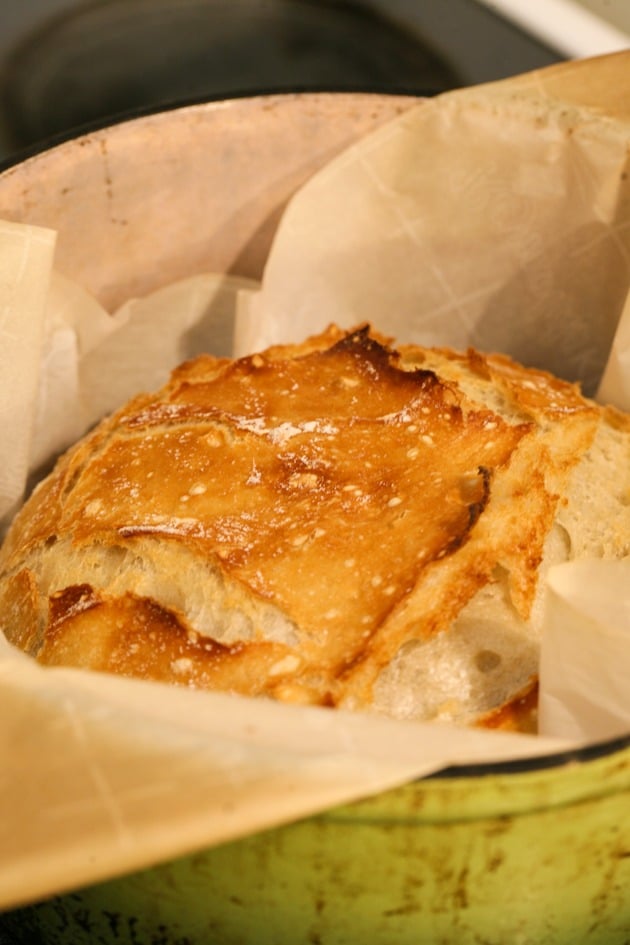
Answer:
[0,323,621,730]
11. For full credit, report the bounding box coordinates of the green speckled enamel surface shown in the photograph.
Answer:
[2,744,629,945]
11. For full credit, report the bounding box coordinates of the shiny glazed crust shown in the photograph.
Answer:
[1,324,628,732]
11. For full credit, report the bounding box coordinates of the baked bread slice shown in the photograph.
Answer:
[1,324,628,732]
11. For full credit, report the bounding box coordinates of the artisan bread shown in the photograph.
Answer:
[1,324,629,732]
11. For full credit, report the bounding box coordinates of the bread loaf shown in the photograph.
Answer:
[1,324,628,731]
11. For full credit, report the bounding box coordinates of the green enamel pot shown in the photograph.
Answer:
[2,737,630,945]
[0,93,629,944]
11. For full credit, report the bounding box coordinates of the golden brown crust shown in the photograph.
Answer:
[0,568,40,655]
[476,680,539,734]
[0,323,616,731]
[41,585,298,696]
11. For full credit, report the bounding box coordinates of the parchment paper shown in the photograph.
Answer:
[238,52,630,398]
[539,558,630,740]
[0,220,56,520]
[1,51,630,911]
